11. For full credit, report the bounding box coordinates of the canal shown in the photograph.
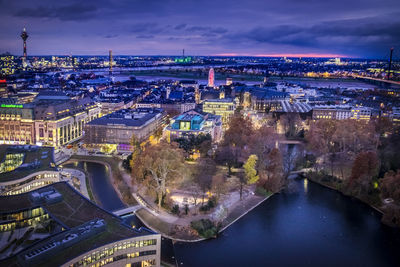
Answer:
[62,161,177,265]
[174,178,400,266]
[62,161,125,211]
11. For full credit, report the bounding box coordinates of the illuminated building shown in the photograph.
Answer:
[202,98,235,127]
[234,86,289,112]
[0,145,59,195]
[312,105,371,121]
[0,55,16,75]
[208,68,215,87]
[0,92,100,147]
[0,182,161,266]
[136,101,196,114]
[351,106,372,121]
[0,79,7,98]
[0,103,35,145]
[164,110,222,142]
[33,93,100,147]
[84,108,166,152]
[312,105,353,120]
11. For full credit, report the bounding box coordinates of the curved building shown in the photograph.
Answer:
[0,182,161,266]
[0,145,60,195]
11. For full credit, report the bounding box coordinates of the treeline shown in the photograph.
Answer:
[304,118,400,227]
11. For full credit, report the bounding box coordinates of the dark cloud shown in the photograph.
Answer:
[13,4,98,21]
[174,24,187,30]
[1,0,399,57]
[136,34,154,39]
[226,14,400,56]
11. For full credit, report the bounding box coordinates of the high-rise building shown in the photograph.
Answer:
[208,68,215,87]
[109,50,113,75]
[0,54,16,75]
[20,28,28,68]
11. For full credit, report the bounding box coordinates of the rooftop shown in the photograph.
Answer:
[87,108,164,128]
[0,145,56,183]
[0,182,156,267]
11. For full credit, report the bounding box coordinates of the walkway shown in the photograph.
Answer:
[113,205,142,216]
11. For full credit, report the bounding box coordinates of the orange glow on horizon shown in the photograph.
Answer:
[213,53,348,58]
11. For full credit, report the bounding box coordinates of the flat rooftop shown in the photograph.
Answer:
[0,145,56,183]
[87,108,163,128]
[0,182,156,267]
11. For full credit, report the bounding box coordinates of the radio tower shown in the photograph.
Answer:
[21,28,28,67]
[109,50,113,75]
[387,47,394,80]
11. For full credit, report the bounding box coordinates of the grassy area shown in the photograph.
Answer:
[85,174,94,201]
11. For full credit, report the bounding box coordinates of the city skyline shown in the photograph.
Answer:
[0,0,399,58]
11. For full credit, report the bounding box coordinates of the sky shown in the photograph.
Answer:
[0,0,399,58]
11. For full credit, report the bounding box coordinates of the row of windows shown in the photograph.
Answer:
[73,253,156,267]
[2,173,59,191]
[3,180,55,196]
[74,239,157,266]
[0,211,49,232]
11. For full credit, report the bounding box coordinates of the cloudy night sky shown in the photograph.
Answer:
[0,0,399,58]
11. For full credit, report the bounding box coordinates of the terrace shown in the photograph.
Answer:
[0,145,56,183]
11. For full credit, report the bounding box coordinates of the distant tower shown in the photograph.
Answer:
[387,47,394,80]
[183,49,185,57]
[21,28,28,67]
[109,50,113,75]
[208,68,215,87]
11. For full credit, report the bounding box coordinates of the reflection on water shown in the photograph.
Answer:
[303,178,308,193]
[62,161,125,211]
[174,179,400,267]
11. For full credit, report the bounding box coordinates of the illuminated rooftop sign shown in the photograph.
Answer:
[1,104,23,108]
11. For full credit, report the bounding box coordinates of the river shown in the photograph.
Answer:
[63,161,400,267]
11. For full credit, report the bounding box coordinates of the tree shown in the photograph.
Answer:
[348,151,380,197]
[194,158,216,205]
[211,173,226,199]
[215,145,236,175]
[380,170,400,227]
[174,134,212,156]
[140,142,185,209]
[280,113,302,138]
[380,170,400,203]
[244,154,259,184]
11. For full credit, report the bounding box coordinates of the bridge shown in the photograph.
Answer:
[352,75,400,86]
[113,205,142,217]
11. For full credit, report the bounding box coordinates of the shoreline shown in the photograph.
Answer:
[306,176,384,215]
[218,193,272,233]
